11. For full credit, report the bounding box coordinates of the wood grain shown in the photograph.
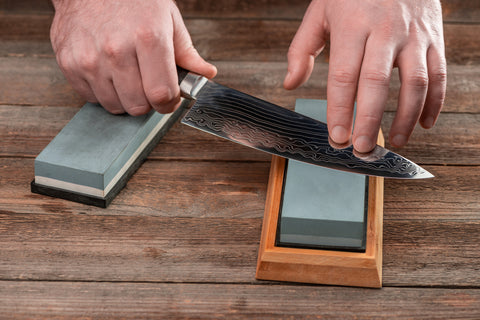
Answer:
[0,211,479,286]
[2,160,479,221]
[384,165,480,220]
[1,0,478,22]
[0,158,269,218]
[0,158,479,286]
[2,15,480,66]
[383,219,480,287]
[1,281,479,320]
[1,58,479,114]
[0,0,478,317]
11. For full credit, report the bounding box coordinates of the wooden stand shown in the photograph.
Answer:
[256,139,384,288]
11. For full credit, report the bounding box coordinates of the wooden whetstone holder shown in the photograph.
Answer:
[256,136,385,288]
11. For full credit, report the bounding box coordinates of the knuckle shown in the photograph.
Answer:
[429,89,446,106]
[379,22,396,40]
[56,49,73,70]
[136,26,160,47]
[362,70,390,87]
[146,86,176,106]
[358,112,382,125]
[78,51,99,73]
[330,70,358,87]
[431,67,447,84]
[103,39,127,63]
[406,70,429,89]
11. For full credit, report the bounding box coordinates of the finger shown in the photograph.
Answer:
[420,45,447,129]
[64,72,98,104]
[135,22,180,114]
[283,0,327,90]
[56,50,98,103]
[353,37,395,153]
[88,78,124,114]
[389,45,429,148]
[109,48,152,116]
[171,7,217,79]
[326,29,368,145]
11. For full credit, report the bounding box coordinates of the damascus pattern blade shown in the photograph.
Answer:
[181,81,433,179]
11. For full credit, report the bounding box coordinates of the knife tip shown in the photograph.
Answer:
[413,168,435,179]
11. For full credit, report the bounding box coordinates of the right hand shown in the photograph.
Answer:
[50,0,217,115]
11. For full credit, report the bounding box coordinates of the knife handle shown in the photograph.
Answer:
[177,65,189,84]
[176,66,208,100]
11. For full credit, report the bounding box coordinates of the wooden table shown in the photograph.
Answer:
[1,1,479,318]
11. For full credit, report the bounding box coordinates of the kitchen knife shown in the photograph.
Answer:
[177,66,433,179]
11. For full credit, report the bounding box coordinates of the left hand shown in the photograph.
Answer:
[284,0,447,153]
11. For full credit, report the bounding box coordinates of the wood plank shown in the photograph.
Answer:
[1,158,480,221]
[383,219,480,287]
[1,0,478,22]
[1,105,478,165]
[0,213,262,283]
[0,57,84,107]
[384,165,480,220]
[0,0,53,14]
[382,112,480,166]
[0,158,480,220]
[0,13,52,41]
[0,58,478,113]
[0,159,479,286]
[441,0,480,23]
[1,17,480,65]
[0,210,478,286]
[0,158,270,218]
[1,282,479,320]
[444,24,480,65]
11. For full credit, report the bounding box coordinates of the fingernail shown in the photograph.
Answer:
[354,135,374,153]
[422,116,434,129]
[331,126,349,144]
[284,71,292,87]
[392,134,407,147]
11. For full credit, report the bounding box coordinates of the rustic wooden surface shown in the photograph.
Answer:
[1,0,479,319]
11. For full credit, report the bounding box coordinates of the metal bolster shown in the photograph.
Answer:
[179,72,209,100]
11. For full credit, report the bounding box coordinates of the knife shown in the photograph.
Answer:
[176,66,433,179]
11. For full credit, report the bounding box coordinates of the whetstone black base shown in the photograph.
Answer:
[31,180,111,208]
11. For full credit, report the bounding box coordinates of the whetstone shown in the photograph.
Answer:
[277,99,368,252]
[256,99,384,288]
[31,100,187,207]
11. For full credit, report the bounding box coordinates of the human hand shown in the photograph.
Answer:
[50,0,216,115]
[284,0,447,152]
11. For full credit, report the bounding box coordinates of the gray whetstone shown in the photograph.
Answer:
[277,99,368,251]
[32,100,187,207]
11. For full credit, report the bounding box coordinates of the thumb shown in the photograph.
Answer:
[284,1,327,90]
[171,7,217,79]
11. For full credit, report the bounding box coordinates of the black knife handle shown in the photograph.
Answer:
[177,65,189,84]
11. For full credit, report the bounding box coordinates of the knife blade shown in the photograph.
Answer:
[176,66,433,179]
